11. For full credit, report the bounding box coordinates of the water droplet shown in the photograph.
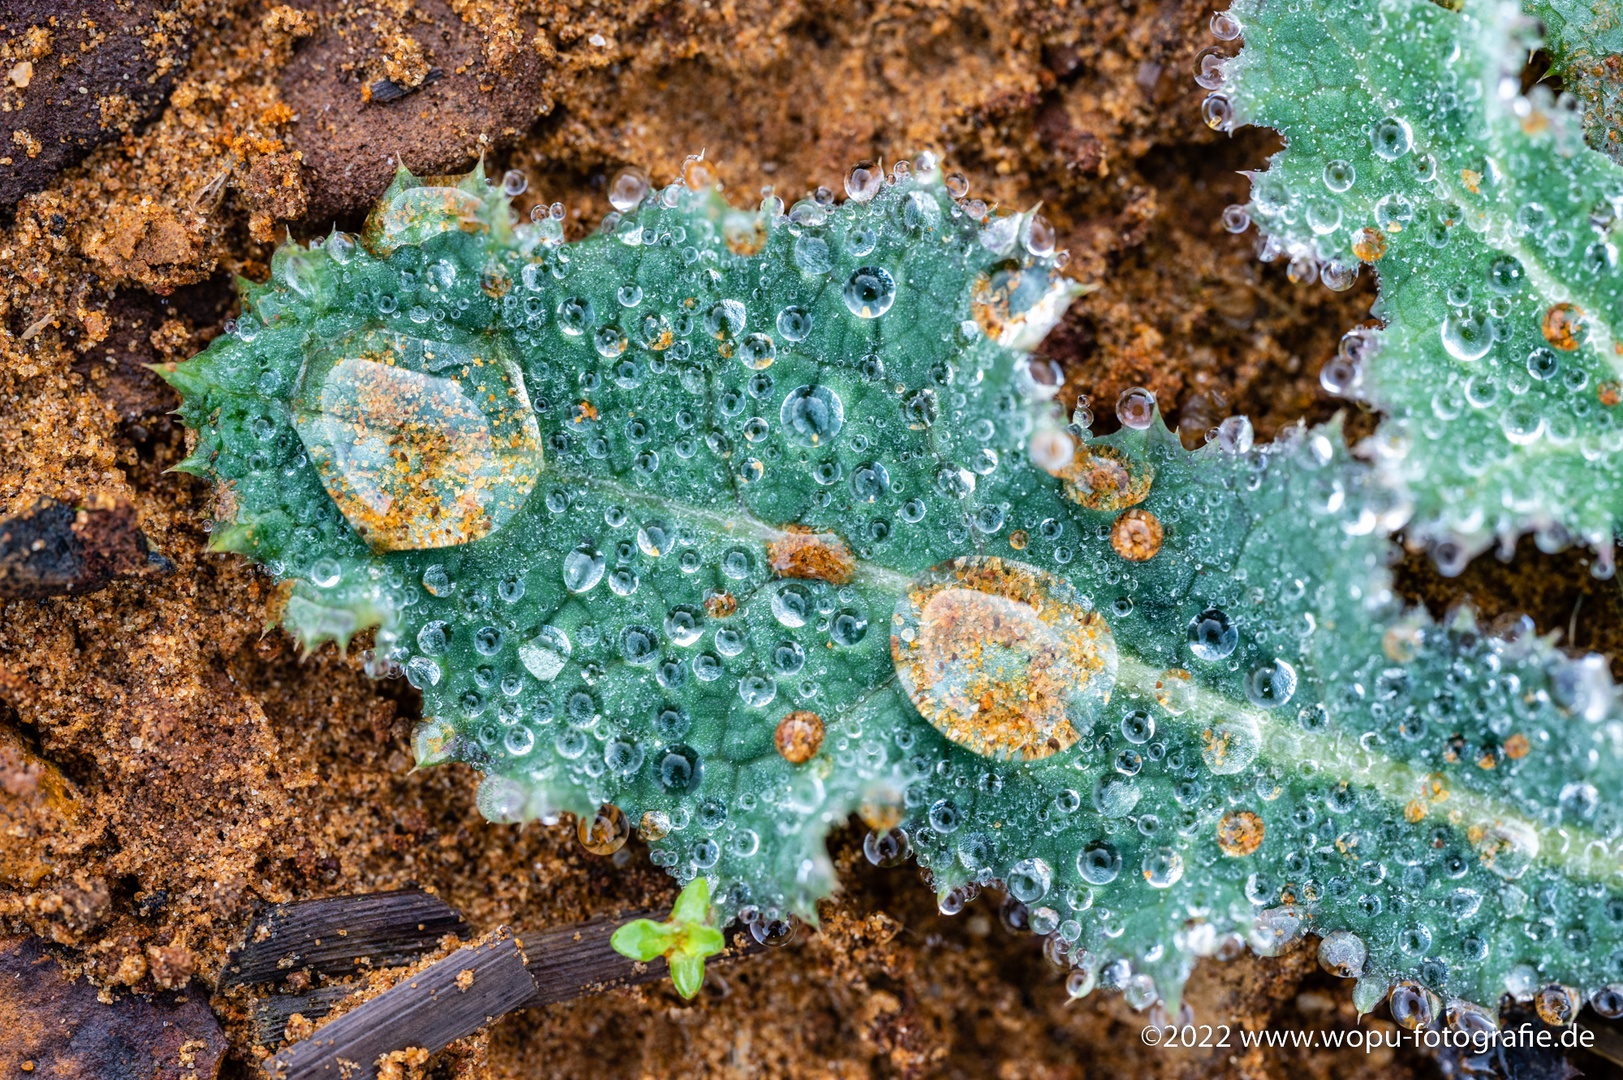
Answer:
[850,460,890,502]
[775,710,824,763]
[845,159,884,203]
[1542,303,1587,351]
[1210,10,1241,38]
[1441,309,1493,361]
[781,385,845,446]
[776,305,813,341]
[608,167,650,213]
[1201,715,1260,774]
[1008,857,1053,902]
[791,233,833,275]
[843,266,897,318]
[1318,930,1366,978]
[1077,842,1121,884]
[892,557,1117,761]
[1217,415,1253,453]
[1142,847,1184,888]
[1115,386,1156,429]
[831,608,868,645]
[1188,608,1238,660]
[772,582,813,627]
[1370,116,1413,160]
[739,674,777,708]
[1244,659,1297,708]
[518,625,571,681]
[864,826,912,867]
[291,330,544,551]
[563,544,606,593]
[1110,508,1163,561]
[1216,809,1265,856]
[1323,159,1356,192]
[1201,93,1233,130]
[658,745,703,793]
[557,296,595,335]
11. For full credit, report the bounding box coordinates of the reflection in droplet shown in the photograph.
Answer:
[780,385,845,446]
[843,266,897,318]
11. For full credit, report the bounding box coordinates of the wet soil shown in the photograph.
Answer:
[0,0,1615,1077]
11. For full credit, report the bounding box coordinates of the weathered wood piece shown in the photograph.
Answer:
[251,984,359,1047]
[223,888,465,988]
[260,928,537,1080]
[519,914,669,1006]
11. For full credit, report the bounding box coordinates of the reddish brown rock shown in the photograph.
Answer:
[0,935,226,1079]
[0,2,192,206]
[279,0,550,225]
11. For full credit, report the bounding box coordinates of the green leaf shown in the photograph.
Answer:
[1526,0,1623,163]
[167,154,1623,1022]
[1219,0,1623,568]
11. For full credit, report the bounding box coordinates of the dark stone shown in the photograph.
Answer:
[0,935,227,1079]
[0,497,173,599]
[0,2,192,205]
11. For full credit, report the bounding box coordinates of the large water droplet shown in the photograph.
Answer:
[843,266,897,318]
[781,385,845,446]
[892,557,1117,761]
[1441,309,1493,361]
[1370,116,1413,160]
[291,329,543,551]
[1188,608,1238,660]
[1201,714,1260,774]
[1244,659,1297,708]
[518,625,572,680]
[562,544,606,593]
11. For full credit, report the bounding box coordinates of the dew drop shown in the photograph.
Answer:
[781,385,845,446]
[843,266,897,318]
[1188,608,1238,660]
[563,544,606,593]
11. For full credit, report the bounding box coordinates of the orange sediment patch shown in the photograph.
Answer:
[767,527,856,584]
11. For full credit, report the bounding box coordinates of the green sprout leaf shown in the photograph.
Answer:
[610,878,727,999]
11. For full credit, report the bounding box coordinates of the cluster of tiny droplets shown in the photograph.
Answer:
[1205,0,1623,572]
[167,127,1622,1026]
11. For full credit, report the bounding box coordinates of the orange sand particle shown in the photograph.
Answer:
[1216,810,1265,857]
[1109,508,1163,561]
